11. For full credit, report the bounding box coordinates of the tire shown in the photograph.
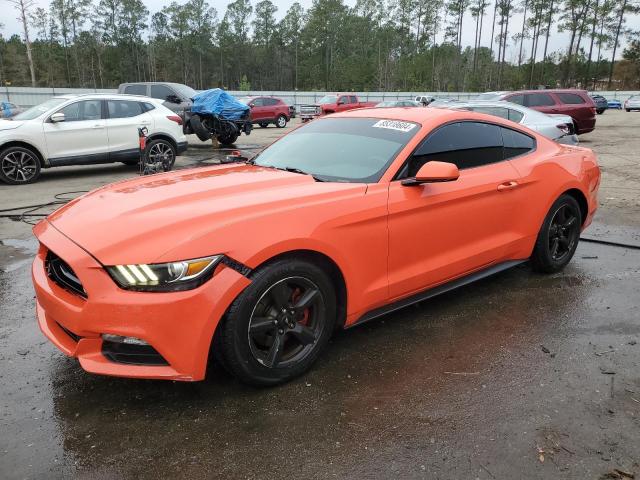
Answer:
[626,109,631,112]
[596,109,604,115]
[275,114,288,128]
[530,194,581,273]
[216,133,239,146]
[259,122,269,128]
[190,114,212,141]
[0,146,41,185]
[145,138,176,171]
[217,258,336,386]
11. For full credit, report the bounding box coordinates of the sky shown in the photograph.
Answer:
[1,0,638,62]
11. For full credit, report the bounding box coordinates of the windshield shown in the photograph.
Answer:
[252,117,419,183]
[14,98,67,120]
[376,101,396,107]
[318,95,338,104]
[171,84,197,100]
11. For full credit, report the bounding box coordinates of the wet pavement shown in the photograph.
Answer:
[1,113,639,479]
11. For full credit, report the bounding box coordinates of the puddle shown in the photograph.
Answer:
[0,238,38,272]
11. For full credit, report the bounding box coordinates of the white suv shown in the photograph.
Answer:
[0,94,187,184]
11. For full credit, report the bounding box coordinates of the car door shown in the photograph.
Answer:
[336,96,351,112]
[105,99,153,161]
[263,98,279,120]
[42,99,109,165]
[386,121,526,299]
[250,98,268,122]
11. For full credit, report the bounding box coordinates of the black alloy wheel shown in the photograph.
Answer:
[531,194,581,273]
[248,277,323,369]
[0,146,41,184]
[215,259,336,386]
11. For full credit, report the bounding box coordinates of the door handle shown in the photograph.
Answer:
[497,181,519,191]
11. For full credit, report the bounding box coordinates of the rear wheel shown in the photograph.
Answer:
[276,114,287,128]
[0,146,41,185]
[216,259,336,386]
[145,139,176,171]
[258,122,269,128]
[530,195,581,273]
[626,108,631,112]
[596,109,604,115]
[216,133,239,146]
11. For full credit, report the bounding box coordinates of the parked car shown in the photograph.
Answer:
[236,96,290,128]
[288,105,296,119]
[442,100,578,144]
[476,90,596,134]
[299,94,377,121]
[607,99,622,109]
[1,101,24,119]
[414,95,436,106]
[376,100,422,108]
[0,94,187,185]
[589,94,608,114]
[118,82,197,115]
[32,107,600,385]
[624,95,640,112]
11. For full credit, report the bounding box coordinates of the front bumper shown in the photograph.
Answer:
[32,220,250,381]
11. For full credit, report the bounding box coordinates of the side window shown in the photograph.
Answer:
[557,93,586,104]
[141,102,155,112]
[124,85,147,96]
[264,98,279,106]
[508,109,524,123]
[507,94,525,105]
[526,93,555,107]
[339,96,349,104]
[252,98,265,107]
[502,127,535,159]
[58,100,102,122]
[150,84,177,101]
[107,100,144,119]
[350,96,358,103]
[406,122,504,176]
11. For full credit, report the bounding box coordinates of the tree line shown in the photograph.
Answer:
[1,0,639,93]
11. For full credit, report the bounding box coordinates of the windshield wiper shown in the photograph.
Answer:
[281,167,326,182]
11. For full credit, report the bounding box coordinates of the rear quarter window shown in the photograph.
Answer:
[526,93,556,107]
[124,85,147,96]
[557,93,586,104]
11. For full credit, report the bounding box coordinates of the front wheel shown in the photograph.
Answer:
[530,195,581,273]
[275,114,287,128]
[0,146,41,185]
[216,259,336,386]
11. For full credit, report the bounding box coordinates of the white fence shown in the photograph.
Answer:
[2,86,638,109]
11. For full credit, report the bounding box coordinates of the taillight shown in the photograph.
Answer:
[167,115,183,125]
[557,124,570,135]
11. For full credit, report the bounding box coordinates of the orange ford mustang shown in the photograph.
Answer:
[32,108,600,385]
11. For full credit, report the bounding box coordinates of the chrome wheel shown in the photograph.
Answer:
[2,150,38,183]
[247,276,324,368]
[276,115,287,128]
[147,141,175,171]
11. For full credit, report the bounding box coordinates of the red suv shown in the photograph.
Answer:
[479,89,596,135]
[237,96,290,128]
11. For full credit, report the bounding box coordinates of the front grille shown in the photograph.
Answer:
[45,251,87,298]
[300,105,319,115]
[102,341,169,366]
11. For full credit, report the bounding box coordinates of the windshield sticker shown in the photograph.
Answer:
[372,120,416,133]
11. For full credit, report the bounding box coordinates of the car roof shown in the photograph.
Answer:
[505,89,588,95]
[331,106,497,126]
[53,93,157,101]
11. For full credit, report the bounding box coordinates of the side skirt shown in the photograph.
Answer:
[350,260,526,328]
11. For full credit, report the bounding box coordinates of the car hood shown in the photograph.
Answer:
[0,120,23,130]
[46,164,366,265]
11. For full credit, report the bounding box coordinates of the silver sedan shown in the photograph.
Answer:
[434,100,578,145]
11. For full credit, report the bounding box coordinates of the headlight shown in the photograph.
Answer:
[106,255,222,292]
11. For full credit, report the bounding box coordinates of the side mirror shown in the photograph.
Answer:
[50,112,65,123]
[337,99,345,105]
[402,161,459,186]
[249,103,255,108]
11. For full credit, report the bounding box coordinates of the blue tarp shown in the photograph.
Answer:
[191,89,249,120]
[1,102,12,118]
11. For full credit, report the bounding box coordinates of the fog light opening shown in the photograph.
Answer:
[101,334,149,346]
